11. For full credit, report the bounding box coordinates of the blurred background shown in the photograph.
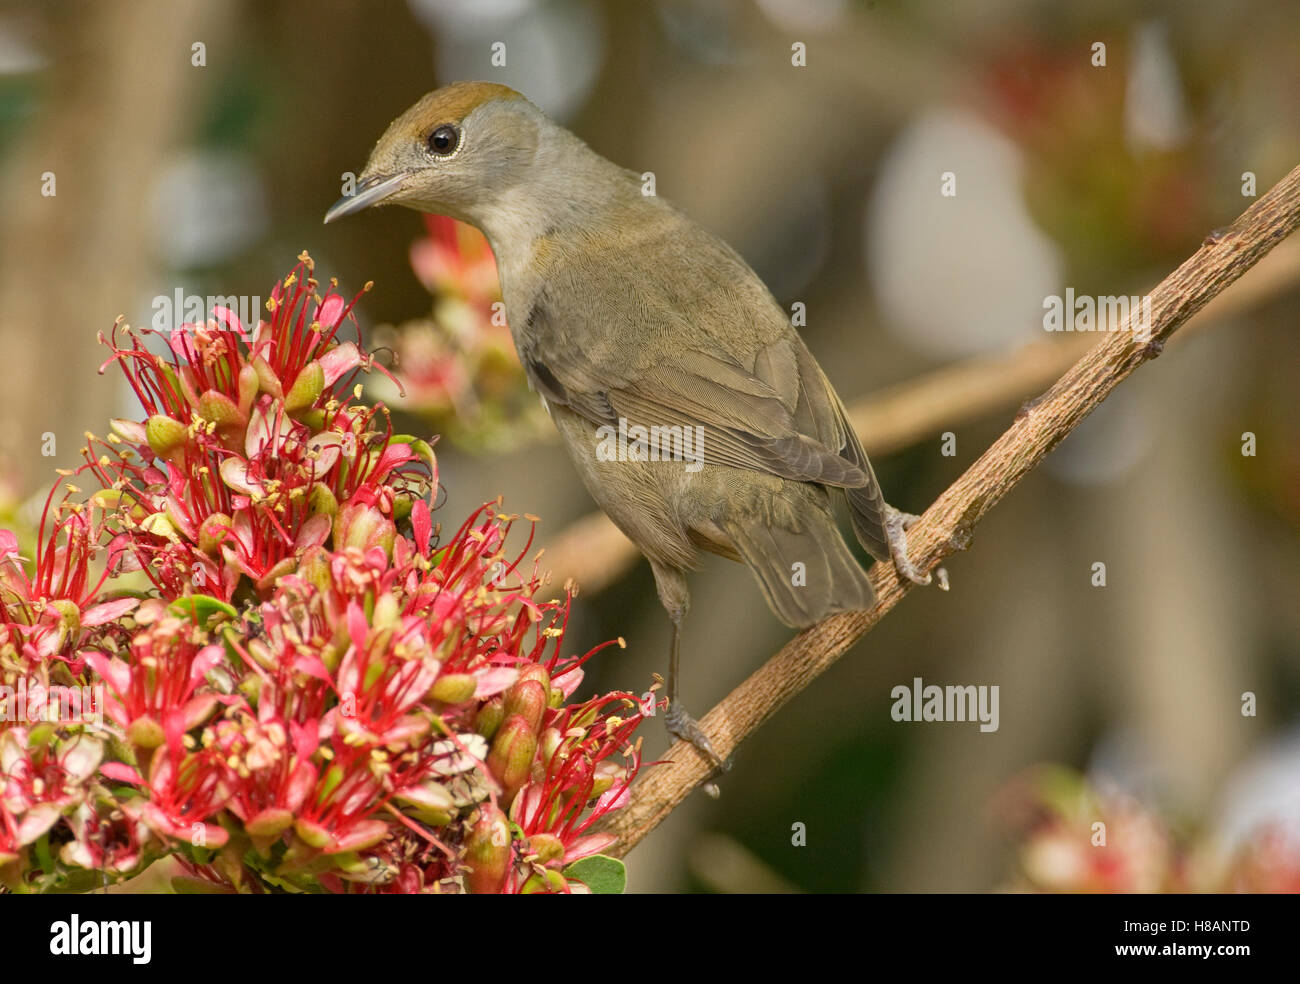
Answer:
[1,0,1298,892]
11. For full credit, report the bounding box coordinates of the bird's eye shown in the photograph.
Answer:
[427,124,460,156]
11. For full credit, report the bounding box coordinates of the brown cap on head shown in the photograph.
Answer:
[390,81,527,133]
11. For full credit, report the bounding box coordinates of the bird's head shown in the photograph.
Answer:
[323,81,548,228]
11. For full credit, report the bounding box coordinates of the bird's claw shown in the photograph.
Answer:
[884,505,950,591]
[665,701,732,774]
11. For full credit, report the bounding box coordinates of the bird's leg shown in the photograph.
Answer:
[884,505,950,591]
[664,614,732,773]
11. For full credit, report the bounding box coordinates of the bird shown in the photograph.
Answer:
[325,81,939,769]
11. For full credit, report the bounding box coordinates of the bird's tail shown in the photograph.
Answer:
[719,500,875,629]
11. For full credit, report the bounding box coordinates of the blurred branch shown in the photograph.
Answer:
[599,163,1300,858]
[542,231,1300,595]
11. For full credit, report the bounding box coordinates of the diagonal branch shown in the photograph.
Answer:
[599,163,1300,858]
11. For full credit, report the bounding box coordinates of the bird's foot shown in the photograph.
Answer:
[884,505,950,591]
[665,701,732,774]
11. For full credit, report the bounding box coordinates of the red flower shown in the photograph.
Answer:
[2,254,647,893]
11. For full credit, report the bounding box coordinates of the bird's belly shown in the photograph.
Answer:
[546,405,700,571]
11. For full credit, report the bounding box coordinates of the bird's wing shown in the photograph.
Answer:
[524,304,871,489]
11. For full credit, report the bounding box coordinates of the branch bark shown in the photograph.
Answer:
[598,163,1300,858]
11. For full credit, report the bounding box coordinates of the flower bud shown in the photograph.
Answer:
[528,832,565,865]
[298,546,332,596]
[255,556,297,591]
[463,804,511,894]
[110,418,148,445]
[198,513,232,555]
[127,715,165,750]
[293,818,332,850]
[334,502,396,558]
[487,714,537,809]
[197,390,245,430]
[308,482,338,517]
[146,414,188,459]
[516,663,551,691]
[520,868,569,894]
[251,354,283,399]
[591,760,624,799]
[431,673,477,704]
[502,679,547,734]
[285,360,325,414]
[48,598,81,637]
[237,364,259,416]
[245,807,294,839]
[475,696,505,742]
[393,782,456,826]
[372,591,400,631]
[538,727,563,768]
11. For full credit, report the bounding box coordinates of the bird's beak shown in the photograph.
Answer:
[323,172,409,224]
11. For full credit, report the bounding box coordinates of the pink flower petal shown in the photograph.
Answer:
[563,833,617,863]
[100,761,144,785]
[17,804,62,846]
[346,601,368,652]
[474,666,519,700]
[307,432,343,475]
[219,458,263,496]
[327,819,389,854]
[84,653,131,695]
[411,499,431,554]
[319,341,361,386]
[82,597,139,626]
[295,512,332,551]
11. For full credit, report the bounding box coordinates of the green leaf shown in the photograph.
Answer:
[563,854,626,894]
[169,594,238,625]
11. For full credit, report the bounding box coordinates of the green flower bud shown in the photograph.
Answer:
[463,804,511,894]
[298,546,332,596]
[392,782,456,826]
[475,696,506,742]
[285,360,325,415]
[487,714,537,809]
[146,414,188,459]
[127,715,165,749]
[528,832,565,865]
[334,502,396,558]
[503,679,547,734]
[293,818,332,850]
[308,482,338,517]
[431,673,478,704]
[251,355,282,399]
[198,513,232,555]
[245,808,294,839]
[520,868,568,894]
[197,389,245,429]
[237,364,259,416]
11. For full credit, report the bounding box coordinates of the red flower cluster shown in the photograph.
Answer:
[0,254,644,894]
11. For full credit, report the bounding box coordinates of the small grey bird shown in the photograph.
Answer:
[325,82,936,767]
